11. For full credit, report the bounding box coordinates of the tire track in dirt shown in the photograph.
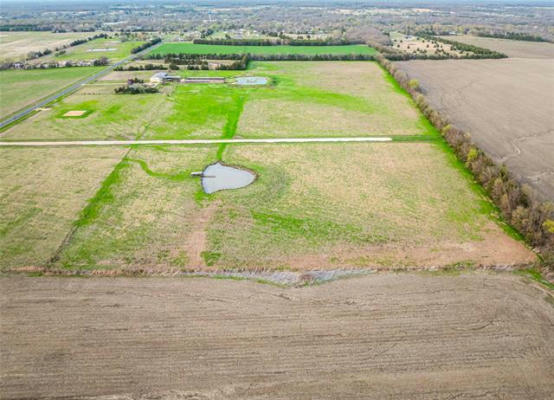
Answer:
[185,201,219,267]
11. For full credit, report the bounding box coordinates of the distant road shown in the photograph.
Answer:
[0,42,163,130]
[0,137,393,147]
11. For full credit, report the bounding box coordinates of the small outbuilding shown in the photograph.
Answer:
[150,72,182,83]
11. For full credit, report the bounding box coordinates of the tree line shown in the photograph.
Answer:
[114,78,159,94]
[130,38,161,54]
[476,32,550,42]
[375,53,553,266]
[371,37,507,60]
[418,35,507,58]
[191,38,362,46]
[148,52,374,63]
[22,33,110,62]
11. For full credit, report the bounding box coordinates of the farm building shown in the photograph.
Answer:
[150,72,181,83]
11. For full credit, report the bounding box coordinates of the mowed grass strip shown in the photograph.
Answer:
[150,43,376,56]
[0,147,126,269]
[0,67,102,120]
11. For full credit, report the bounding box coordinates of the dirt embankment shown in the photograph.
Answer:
[1,273,553,399]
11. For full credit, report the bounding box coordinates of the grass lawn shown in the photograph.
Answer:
[150,43,376,56]
[49,143,532,271]
[0,67,102,120]
[0,147,126,269]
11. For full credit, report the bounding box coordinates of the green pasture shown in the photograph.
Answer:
[0,67,102,120]
[150,43,376,56]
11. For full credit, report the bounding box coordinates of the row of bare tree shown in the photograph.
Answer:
[375,54,553,267]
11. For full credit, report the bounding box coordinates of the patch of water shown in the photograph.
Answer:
[201,162,256,194]
[235,76,268,86]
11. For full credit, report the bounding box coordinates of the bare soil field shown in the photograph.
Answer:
[441,35,554,59]
[396,58,554,200]
[0,31,92,62]
[1,272,553,399]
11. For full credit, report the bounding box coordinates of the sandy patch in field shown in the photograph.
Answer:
[63,110,86,117]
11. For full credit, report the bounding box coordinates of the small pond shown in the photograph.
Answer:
[200,162,256,194]
[235,76,268,86]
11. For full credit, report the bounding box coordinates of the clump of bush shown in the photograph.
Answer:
[114,81,158,94]
[376,53,553,266]
[114,63,166,71]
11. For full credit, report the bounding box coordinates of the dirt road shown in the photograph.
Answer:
[1,272,553,399]
[0,137,393,146]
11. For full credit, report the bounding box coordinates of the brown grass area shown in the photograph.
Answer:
[0,31,92,62]
[238,99,412,136]
[98,70,167,82]
[206,143,533,270]
[0,147,126,269]
[391,33,465,56]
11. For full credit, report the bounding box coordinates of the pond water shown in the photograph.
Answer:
[235,76,268,86]
[201,162,256,194]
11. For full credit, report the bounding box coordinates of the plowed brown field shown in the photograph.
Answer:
[396,57,554,200]
[1,272,553,399]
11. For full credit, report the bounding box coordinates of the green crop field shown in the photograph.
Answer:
[0,67,102,120]
[150,43,376,56]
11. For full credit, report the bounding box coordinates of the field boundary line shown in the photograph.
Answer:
[0,137,394,147]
